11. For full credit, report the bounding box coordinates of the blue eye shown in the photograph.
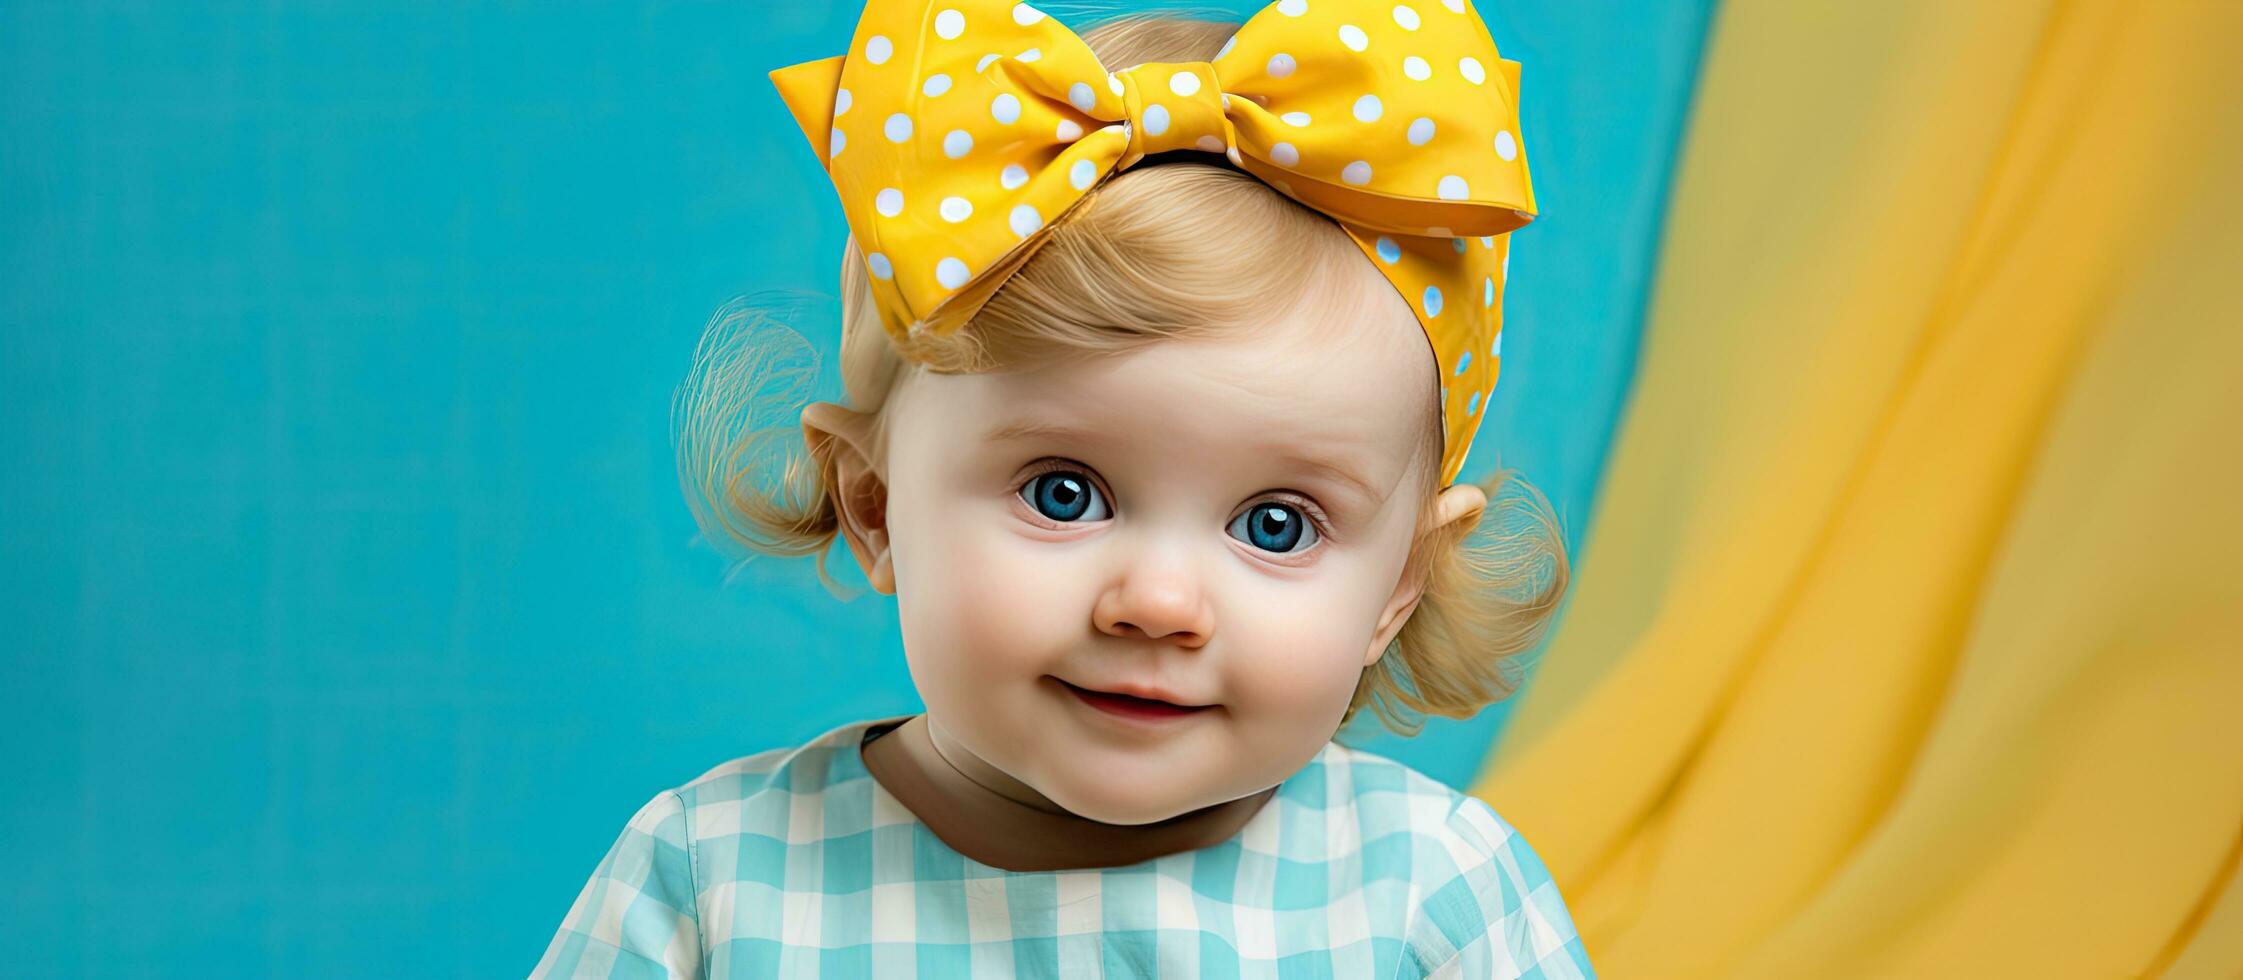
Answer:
[1228,502,1320,554]
[1021,470,1111,523]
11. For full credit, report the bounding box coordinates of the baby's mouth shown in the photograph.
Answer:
[1053,677,1215,720]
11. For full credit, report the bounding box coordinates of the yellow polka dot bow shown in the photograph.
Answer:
[769,0,1538,486]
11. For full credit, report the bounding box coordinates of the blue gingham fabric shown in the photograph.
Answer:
[532,714,1592,978]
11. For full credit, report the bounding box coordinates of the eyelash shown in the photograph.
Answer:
[1013,459,1337,545]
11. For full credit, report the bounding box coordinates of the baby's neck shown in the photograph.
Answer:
[859,714,1276,872]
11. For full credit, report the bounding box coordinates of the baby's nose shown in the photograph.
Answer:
[1092,550,1214,648]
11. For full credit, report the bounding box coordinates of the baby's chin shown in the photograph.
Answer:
[1010,747,1265,827]
[1054,784,1211,820]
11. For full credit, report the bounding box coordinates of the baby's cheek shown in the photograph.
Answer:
[1224,594,1372,716]
[908,516,1086,678]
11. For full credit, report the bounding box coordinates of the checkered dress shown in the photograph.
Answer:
[532,715,1591,978]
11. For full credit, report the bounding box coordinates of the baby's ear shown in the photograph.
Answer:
[801,402,895,594]
[1429,482,1489,535]
[1363,482,1488,667]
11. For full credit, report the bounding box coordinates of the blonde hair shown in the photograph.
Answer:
[676,8,1568,741]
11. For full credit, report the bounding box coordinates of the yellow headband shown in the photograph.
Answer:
[769,0,1537,486]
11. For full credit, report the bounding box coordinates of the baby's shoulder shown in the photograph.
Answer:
[1318,743,1588,977]
[660,716,884,845]
[1312,743,1559,904]
[1314,739,1482,842]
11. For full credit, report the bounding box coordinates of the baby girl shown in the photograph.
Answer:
[536,0,1589,976]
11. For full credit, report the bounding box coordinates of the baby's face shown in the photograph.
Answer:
[879,271,1442,826]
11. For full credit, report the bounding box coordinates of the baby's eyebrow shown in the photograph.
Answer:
[1275,452,1382,508]
[979,420,1107,446]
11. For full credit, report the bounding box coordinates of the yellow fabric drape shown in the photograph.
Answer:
[1471,2,2243,976]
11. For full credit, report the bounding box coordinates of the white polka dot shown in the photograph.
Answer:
[943,129,973,158]
[1444,0,1465,11]
[1342,160,1372,184]
[1503,250,1511,280]
[829,128,846,156]
[1392,4,1420,29]
[1281,111,1312,126]
[1483,276,1494,305]
[865,35,893,64]
[1452,236,1468,253]
[936,257,970,289]
[1170,72,1201,96]
[1069,81,1096,111]
[1000,163,1030,189]
[1070,157,1097,189]
[977,53,1001,72]
[1437,174,1469,199]
[1219,35,1237,59]
[1195,135,1226,153]
[1009,203,1043,238]
[1271,142,1300,166]
[1403,56,1430,81]
[922,73,952,97]
[1017,47,1042,62]
[1109,74,1124,95]
[1267,53,1297,79]
[1057,119,1083,141]
[1455,350,1471,374]
[1407,117,1434,145]
[991,93,1022,124]
[1012,3,1045,25]
[1479,235,1494,248]
[1467,390,1480,414]
[1491,328,1502,355]
[1375,237,1401,263]
[935,8,965,39]
[1494,130,1518,160]
[875,187,904,216]
[940,196,973,222]
[834,88,853,115]
[1142,104,1170,136]
[884,113,913,142]
[1353,94,1382,122]
[1277,0,1307,14]
[1225,146,1243,165]
[868,252,892,279]
[1338,24,1368,51]
[1423,285,1443,316]
[1459,56,1485,84]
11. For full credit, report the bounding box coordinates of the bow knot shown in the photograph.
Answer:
[1111,61,1235,169]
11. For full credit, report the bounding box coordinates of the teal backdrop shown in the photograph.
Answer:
[0,0,1712,973]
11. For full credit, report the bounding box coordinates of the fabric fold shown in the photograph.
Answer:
[1470,1,2243,975]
